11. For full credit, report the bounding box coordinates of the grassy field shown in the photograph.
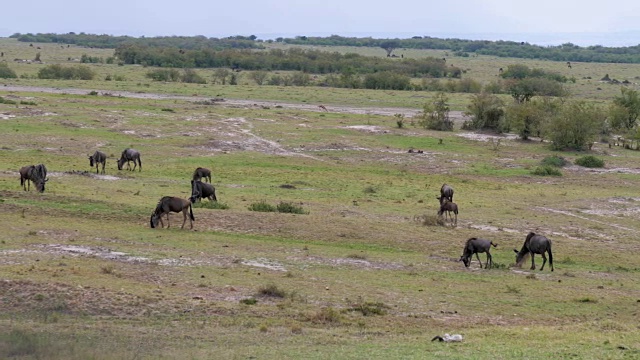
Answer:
[1,38,640,359]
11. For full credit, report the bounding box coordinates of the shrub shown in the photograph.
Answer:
[276,201,308,214]
[0,97,17,104]
[248,201,276,212]
[575,155,604,168]
[531,166,562,176]
[540,155,568,167]
[182,68,207,84]
[37,64,95,80]
[0,63,18,78]
[257,284,286,298]
[146,68,181,82]
[240,298,257,305]
[346,297,389,316]
[193,201,229,210]
[305,307,342,324]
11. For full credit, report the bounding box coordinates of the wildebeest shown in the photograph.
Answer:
[117,148,141,171]
[192,167,212,183]
[514,232,554,271]
[150,196,194,229]
[438,184,454,205]
[19,164,48,192]
[437,198,458,226]
[190,180,217,202]
[460,237,497,269]
[89,150,107,174]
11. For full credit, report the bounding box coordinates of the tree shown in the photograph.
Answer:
[546,101,605,151]
[612,87,640,129]
[379,40,400,57]
[0,63,17,79]
[464,93,505,131]
[213,68,230,85]
[504,100,543,140]
[250,70,268,85]
[419,92,453,131]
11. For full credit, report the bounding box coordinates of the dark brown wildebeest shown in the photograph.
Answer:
[192,167,212,183]
[437,198,458,226]
[318,105,328,112]
[460,237,497,269]
[514,232,554,271]
[89,150,107,174]
[19,164,48,192]
[190,180,217,202]
[150,196,194,229]
[117,148,141,171]
[438,184,454,205]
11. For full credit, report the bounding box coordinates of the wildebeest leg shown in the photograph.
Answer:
[540,253,547,271]
[530,254,536,270]
[101,162,105,174]
[475,252,483,269]
[165,213,171,228]
[486,252,492,269]
[453,213,457,226]
[181,209,188,229]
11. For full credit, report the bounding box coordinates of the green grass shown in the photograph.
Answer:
[2,37,640,359]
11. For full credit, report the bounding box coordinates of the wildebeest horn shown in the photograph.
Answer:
[45,178,49,182]
[513,249,518,253]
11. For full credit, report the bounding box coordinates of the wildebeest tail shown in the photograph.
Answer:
[189,203,195,221]
[491,241,498,247]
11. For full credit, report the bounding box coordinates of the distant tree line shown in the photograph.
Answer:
[114,46,461,78]
[281,35,640,64]
[9,33,261,50]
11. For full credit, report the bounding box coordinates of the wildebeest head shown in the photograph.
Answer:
[150,213,159,228]
[89,155,95,167]
[459,255,471,268]
[35,178,48,193]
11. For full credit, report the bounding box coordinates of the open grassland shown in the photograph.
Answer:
[1,38,640,359]
[3,38,640,109]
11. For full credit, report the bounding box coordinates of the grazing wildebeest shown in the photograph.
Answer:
[437,198,458,226]
[190,180,217,202]
[438,184,454,205]
[19,164,48,192]
[150,196,194,229]
[460,237,498,269]
[117,148,141,171]
[89,150,107,174]
[192,167,212,183]
[514,232,554,271]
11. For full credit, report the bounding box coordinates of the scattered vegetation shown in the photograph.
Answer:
[575,155,605,168]
[37,64,95,80]
[540,155,569,167]
[531,166,562,176]
[257,284,287,298]
[346,298,389,316]
[0,63,17,78]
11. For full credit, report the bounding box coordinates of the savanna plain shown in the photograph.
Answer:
[0,38,639,359]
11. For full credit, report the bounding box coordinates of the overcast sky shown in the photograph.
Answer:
[1,0,639,46]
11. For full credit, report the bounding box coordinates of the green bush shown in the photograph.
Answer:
[248,201,276,212]
[145,68,181,82]
[193,201,229,210]
[0,97,17,104]
[540,155,569,167]
[575,155,604,168]
[531,166,562,176]
[0,63,18,78]
[276,202,308,214]
[37,64,95,80]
